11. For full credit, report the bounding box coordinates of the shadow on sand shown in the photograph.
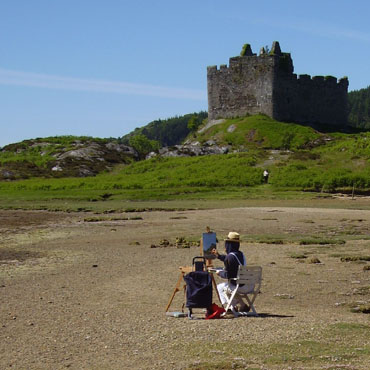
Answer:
[251,312,295,318]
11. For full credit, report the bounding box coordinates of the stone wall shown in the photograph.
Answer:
[207,55,275,120]
[273,72,349,126]
[207,42,349,126]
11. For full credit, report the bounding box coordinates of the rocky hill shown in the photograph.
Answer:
[0,137,137,180]
[0,112,211,180]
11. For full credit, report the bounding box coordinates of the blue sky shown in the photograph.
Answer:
[1,0,370,147]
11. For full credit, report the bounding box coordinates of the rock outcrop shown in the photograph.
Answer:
[146,141,229,159]
[0,139,138,180]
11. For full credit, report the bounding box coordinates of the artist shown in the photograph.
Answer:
[211,231,249,312]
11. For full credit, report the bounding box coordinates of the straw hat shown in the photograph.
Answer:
[225,231,240,242]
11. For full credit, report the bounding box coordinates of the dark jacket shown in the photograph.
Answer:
[217,240,246,282]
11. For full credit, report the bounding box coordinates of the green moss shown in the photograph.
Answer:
[300,239,345,245]
[341,256,370,262]
[289,253,307,259]
[240,43,251,56]
[350,305,370,314]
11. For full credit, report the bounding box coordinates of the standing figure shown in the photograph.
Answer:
[263,169,269,183]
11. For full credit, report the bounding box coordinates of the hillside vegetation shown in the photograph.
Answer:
[0,115,369,210]
[192,115,321,149]
[120,111,208,147]
[348,85,370,129]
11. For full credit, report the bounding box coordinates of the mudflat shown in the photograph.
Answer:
[1,206,370,369]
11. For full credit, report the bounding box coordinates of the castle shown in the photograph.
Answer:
[207,41,349,126]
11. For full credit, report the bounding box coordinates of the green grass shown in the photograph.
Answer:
[0,153,263,191]
[195,114,321,150]
[4,187,370,212]
[1,184,370,213]
[1,114,370,211]
[0,147,368,194]
[181,322,370,369]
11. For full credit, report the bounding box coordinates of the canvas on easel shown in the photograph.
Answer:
[201,232,217,261]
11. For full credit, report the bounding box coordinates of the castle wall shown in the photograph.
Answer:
[207,43,349,127]
[207,55,275,120]
[273,71,349,126]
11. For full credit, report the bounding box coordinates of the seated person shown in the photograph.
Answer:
[211,231,249,312]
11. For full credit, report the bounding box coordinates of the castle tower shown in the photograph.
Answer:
[207,41,349,126]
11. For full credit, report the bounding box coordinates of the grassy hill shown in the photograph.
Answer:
[191,114,322,149]
[0,114,369,211]
[188,115,370,191]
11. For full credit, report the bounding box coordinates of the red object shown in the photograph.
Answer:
[205,303,225,319]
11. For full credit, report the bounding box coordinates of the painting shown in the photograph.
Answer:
[202,232,217,259]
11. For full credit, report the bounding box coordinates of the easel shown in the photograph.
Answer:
[165,237,221,312]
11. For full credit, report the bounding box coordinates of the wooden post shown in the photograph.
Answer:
[165,272,185,312]
[165,266,192,312]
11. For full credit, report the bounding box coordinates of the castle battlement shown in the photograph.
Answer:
[207,41,348,126]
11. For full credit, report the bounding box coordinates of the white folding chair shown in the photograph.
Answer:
[222,265,262,317]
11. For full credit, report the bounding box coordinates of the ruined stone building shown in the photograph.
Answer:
[207,41,349,126]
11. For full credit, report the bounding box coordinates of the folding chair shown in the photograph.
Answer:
[222,265,262,317]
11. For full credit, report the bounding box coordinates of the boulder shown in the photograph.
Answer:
[0,169,15,179]
[105,142,137,157]
[51,165,63,172]
[149,143,229,159]
[227,124,237,133]
[58,144,103,161]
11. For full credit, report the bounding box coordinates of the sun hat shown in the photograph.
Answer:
[225,231,240,242]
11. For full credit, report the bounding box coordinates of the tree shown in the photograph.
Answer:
[129,134,160,159]
[120,111,208,147]
[348,86,370,129]
[187,115,202,132]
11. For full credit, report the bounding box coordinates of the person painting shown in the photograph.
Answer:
[211,231,249,312]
